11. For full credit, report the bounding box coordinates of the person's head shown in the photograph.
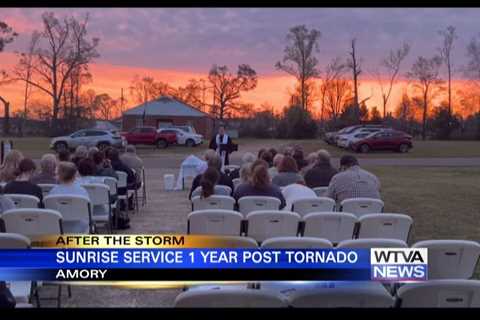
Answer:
[74,145,88,159]
[272,153,284,169]
[257,148,266,159]
[200,167,220,198]
[316,149,332,166]
[306,152,318,166]
[1,150,23,170]
[241,152,256,165]
[57,149,71,162]
[56,161,78,184]
[293,148,304,161]
[283,146,294,157]
[87,147,99,159]
[250,160,270,189]
[260,151,273,167]
[92,151,106,166]
[339,155,359,171]
[278,156,299,173]
[239,162,252,183]
[218,125,225,135]
[206,153,222,171]
[268,148,277,158]
[204,149,217,162]
[77,158,97,177]
[125,145,136,154]
[105,147,120,162]
[15,158,36,179]
[40,153,57,175]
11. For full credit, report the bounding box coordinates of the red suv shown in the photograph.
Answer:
[121,126,177,149]
[351,130,413,153]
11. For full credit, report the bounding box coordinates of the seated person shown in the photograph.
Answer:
[293,147,308,171]
[272,156,304,187]
[57,149,71,162]
[268,153,284,179]
[239,162,252,184]
[48,162,90,200]
[92,151,118,179]
[260,150,273,167]
[304,150,338,188]
[87,146,99,160]
[30,153,58,184]
[120,145,144,184]
[227,152,256,180]
[71,145,88,167]
[105,147,136,194]
[0,150,24,183]
[76,158,105,185]
[300,152,318,175]
[233,159,286,209]
[327,155,381,203]
[4,158,43,207]
[189,154,234,199]
[197,167,220,199]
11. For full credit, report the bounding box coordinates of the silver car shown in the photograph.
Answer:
[50,129,126,152]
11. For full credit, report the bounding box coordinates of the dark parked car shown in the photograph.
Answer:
[350,130,413,153]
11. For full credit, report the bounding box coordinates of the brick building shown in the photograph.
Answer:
[122,96,215,137]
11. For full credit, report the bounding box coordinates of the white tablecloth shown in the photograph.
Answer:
[175,155,207,190]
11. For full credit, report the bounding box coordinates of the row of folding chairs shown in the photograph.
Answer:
[187,209,412,243]
[191,195,385,218]
[174,279,480,308]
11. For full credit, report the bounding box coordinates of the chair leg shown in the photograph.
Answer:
[57,285,62,308]
[68,285,72,298]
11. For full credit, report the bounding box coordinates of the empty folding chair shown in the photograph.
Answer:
[4,194,40,209]
[232,178,241,190]
[81,183,113,233]
[412,240,480,279]
[261,237,333,249]
[191,195,235,211]
[291,197,336,217]
[313,187,328,197]
[218,236,258,248]
[303,212,357,244]
[38,184,56,198]
[44,194,92,234]
[238,196,281,216]
[357,213,413,242]
[1,209,62,240]
[188,209,243,236]
[396,280,480,308]
[246,210,301,243]
[340,198,384,218]
[174,287,288,307]
[337,238,408,249]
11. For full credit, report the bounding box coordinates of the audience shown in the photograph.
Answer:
[301,152,318,175]
[233,159,286,209]
[72,145,88,166]
[304,150,338,188]
[269,153,284,179]
[257,148,267,159]
[272,156,304,187]
[0,150,24,183]
[57,149,71,162]
[326,155,381,202]
[228,152,256,180]
[76,158,105,184]
[189,154,234,199]
[4,158,43,206]
[92,151,118,179]
[120,145,144,184]
[293,148,308,171]
[105,147,136,192]
[199,167,221,199]
[239,162,252,184]
[48,161,89,199]
[87,147,99,160]
[268,148,277,159]
[30,153,58,184]
[260,150,273,167]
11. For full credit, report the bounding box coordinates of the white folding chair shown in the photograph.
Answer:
[115,170,130,215]
[232,178,241,190]
[238,196,281,217]
[44,194,92,234]
[291,197,336,217]
[191,185,233,198]
[4,194,40,209]
[340,198,384,218]
[246,210,301,243]
[81,183,112,233]
[1,209,63,240]
[38,184,57,198]
[191,195,235,211]
[357,213,413,242]
[397,280,480,308]
[0,232,31,248]
[261,237,333,249]
[303,212,357,244]
[188,209,243,236]
[412,240,480,279]
[174,287,288,308]
[103,177,119,216]
[217,236,259,248]
[288,282,395,308]
[313,187,328,197]
[337,238,408,249]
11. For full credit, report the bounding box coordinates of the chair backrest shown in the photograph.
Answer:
[103,177,118,197]
[217,236,258,248]
[238,196,281,216]
[4,194,40,209]
[191,185,233,198]
[232,178,241,190]
[313,187,328,197]
[357,213,413,242]
[246,210,301,243]
[81,183,110,207]
[116,171,128,188]
[412,240,480,279]
[191,195,235,211]
[397,280,480,308]
[38,184,57,198]
[303,212,357,244]
[340,198,384,218]
[337,238,408,249]
[291,197,336,217]
[261,237,333,249]
[1,209,62,239]
[0,233,31,248]
[188,209,243,236]
[44,194,91,225]
[174,287,288,308]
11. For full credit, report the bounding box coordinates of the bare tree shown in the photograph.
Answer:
[93,93,118,120]
[0,20,18,135]
[324,77,353,124]
[208,64,257,120]
[320,57,347,124]
[374,42,410,119]
[407,55,444,140]
[173,79,205,110]
[346,38,362,118]
[438,26,458,118]
[14,12,99,131]
[129,75,173,105]
[275,25,321,110]
[464,35,480,93]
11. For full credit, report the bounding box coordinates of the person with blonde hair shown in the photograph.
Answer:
[0,150,23,183]
[48,162,89,199]
[31,153,58,184]
[268,153,284,179]
[239,162,252,184]
[304,149,338,188]
[72,145,88,166]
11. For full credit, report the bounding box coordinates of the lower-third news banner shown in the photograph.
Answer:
[0,235,428,282]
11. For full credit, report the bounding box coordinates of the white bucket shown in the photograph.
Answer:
[164,174,175,191]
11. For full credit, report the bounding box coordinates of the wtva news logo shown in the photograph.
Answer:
[371,248,428,282]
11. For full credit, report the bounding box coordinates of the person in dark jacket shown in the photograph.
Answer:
[105,147,135,194]
[304,150,338,188]
[4,158,43,207]
[189,154,234,199]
